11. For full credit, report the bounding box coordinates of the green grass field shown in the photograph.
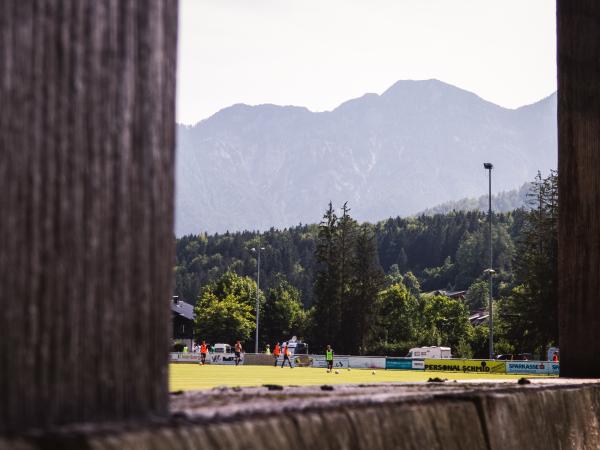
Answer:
[169,364,553,391]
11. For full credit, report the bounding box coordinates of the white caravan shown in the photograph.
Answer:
[407,346,452,359]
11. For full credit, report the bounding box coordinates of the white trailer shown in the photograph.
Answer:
[406,346,452,359]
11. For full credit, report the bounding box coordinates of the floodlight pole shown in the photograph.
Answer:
[251,243,265,354]
[484,163,494,359]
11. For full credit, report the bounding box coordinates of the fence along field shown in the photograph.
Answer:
[171,352,559,374]
[169,353,559,391]
[169,364,554,391]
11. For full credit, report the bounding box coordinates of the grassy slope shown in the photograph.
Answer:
[169,364,553,392]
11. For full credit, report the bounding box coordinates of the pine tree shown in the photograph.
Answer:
[346,225,385,354]
[397,247,408,272]
[312,203,342,349]
[502,171,558,353]
[337,203,359,353]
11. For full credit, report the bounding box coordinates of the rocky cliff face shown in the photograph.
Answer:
[176,79,556,235]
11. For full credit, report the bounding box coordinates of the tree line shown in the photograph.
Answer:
[176,171,558,358]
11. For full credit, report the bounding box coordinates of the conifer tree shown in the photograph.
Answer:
[312,203,342,349]
[346,225,385,354]
[336,203,359,352]
[501,171,558,352]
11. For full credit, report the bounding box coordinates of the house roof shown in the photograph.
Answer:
[469,309,489,326]
[432,290,467,299]
[171,299,195,321]
[444,290,467,298]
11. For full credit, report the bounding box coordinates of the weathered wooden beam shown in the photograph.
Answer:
[2,382,600,450]
[0,0,178,432]
[557,0,600,376]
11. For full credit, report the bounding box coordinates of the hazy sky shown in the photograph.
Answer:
[177,0,556,125]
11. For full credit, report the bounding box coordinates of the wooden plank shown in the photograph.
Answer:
[557,0,600,376]
[0,0,178,432]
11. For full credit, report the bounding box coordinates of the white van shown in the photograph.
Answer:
[210,343,236,364]
[407,346,452,359]
[282,336,308,355]
[213,343,232,354]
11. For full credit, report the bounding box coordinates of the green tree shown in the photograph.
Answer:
[397,247,408,272]
[207,270,261,308]
[312,203,342,349]
[194,271,264,346]
[470,325,490,359]
[403,271,421,297]
[195,292,255,344]
[384,264,403,287]
[262,276,310,346]
[337,203,360,353]
[465,280,489,311]
[374,281,419,348]
[500,171,558,353]
[345,225,385,354]
[494,340,516,356]
[455,338,474,358]
[420,295,473,351]
[422,256,455,290]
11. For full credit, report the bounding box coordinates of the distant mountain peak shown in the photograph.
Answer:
[383,78,450,93]
[175,80,557,235]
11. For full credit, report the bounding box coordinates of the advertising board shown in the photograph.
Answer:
[170,352,243,365]
[424,359,506,374]
[206,352,241,365]
[412,360,425,370]
[311,355,350,369]
[506,361,559,375]
[241,353,273,366]
[170,352,201,362]
[348,357,386,369]
[385,358,413,370]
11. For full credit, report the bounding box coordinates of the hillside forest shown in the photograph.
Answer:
[175,172,557,359]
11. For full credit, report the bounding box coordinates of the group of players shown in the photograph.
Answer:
[196,340,244,366]
[267,342,294,368]
[196,340,336,372]
[265,342,336,371]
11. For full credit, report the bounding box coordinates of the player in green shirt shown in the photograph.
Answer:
[326,345,334,373]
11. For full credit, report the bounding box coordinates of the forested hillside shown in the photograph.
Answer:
[176,172,557,359]
[175,209,521,306]
[419,183,532,216]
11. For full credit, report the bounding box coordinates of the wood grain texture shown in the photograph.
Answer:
[557,0,600,376]
[0,0,178,431]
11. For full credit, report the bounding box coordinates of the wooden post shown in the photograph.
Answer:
[0,0,178,432]
[557,0,600,376]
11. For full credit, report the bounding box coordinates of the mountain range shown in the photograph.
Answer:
[176,79,557,236]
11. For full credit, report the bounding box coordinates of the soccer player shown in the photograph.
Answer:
[273,342,281,367]
[326,345,334,373]
[281,344,293,368]
[200,340,208,365]
[234,340,243,366]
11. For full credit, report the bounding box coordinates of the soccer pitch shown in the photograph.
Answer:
[169,364,553,391]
